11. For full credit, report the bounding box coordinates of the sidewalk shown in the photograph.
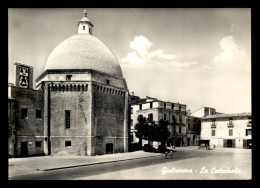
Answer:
[8,151,163,177]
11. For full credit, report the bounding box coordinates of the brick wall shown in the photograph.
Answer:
[8,99,15,157]
[10,86,44,157]
[93,83,126,155]
[49,83,92,156]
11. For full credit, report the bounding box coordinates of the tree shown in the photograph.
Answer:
[152,119,170,146]
[134,116,149,146]
[135,117,170,147]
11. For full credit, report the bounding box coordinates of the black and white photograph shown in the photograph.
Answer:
[8,8,251,180]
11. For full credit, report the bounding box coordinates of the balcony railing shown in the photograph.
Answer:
[227,121,234,128]
[211,122,216,128]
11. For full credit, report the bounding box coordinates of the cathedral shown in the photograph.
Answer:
[8,10,129,157]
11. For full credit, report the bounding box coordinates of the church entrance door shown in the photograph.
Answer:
[21,141,28,157]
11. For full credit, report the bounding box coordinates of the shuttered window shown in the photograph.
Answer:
[229,129,233,136]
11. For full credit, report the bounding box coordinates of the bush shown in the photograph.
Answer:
[157,145,168,153]
[143,144,156,152]
[129,143,141,151]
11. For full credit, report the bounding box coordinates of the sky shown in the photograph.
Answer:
[8,8,251,114]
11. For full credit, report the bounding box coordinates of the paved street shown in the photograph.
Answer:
[9,147,251,180]
[76,148,251,180]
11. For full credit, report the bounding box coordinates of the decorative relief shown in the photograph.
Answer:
[50,83,88,92]
[19,65,29,88]
[92,83,125,96]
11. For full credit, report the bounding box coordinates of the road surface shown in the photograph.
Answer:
[9,148,251,180]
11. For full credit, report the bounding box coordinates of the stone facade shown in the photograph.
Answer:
[8,97,15,157]
[48,82,92,156]
[9,85,45,157]
[186,115,201,146]
[35,69,129,156]
[93,83,128,154]
[201,113,252,149]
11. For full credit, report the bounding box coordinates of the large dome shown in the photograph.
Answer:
[44,34,123,78]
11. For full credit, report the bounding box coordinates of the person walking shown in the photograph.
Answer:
[165,150,168,159]
[170,145,174,159]
[170,150,173,159]
[166,147,174,159]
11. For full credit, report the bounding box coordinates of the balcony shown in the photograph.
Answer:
[211,122,216,128]
[247,120,252,127]
[186,129,198,134]
[227,121,234,128]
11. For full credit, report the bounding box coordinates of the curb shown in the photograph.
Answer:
[37,154,163,171]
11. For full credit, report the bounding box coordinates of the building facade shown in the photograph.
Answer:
[8,89,15,157]
[8,64,45,157]
[8,10,129,157]
[130,96,187,147]
[201,112,252,149]
[186,115,201,146]
[191,106,217,118]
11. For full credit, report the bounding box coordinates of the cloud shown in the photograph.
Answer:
[214,35,239,63]
[147,49,176,60]
[129,35,153,59]
[213,35,249,70]
[169,61,198,68]
[121,51,145,65]
[201,64,211,70]
[120,35,196,69]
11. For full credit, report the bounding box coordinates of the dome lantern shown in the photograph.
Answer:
[42,10,123,79]
[77,9,93,35]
